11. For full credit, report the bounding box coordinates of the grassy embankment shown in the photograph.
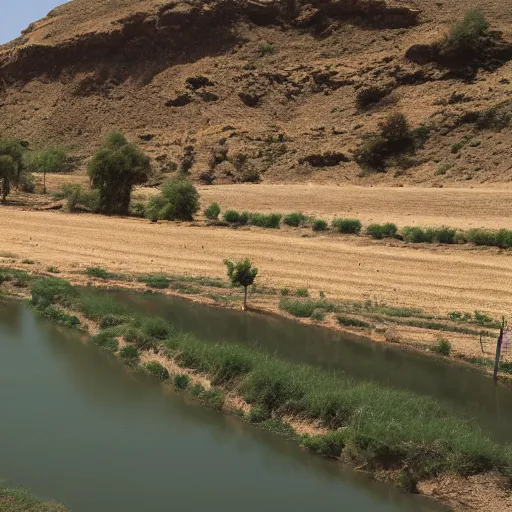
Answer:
[14,274,512,493]
[0,486,68,512]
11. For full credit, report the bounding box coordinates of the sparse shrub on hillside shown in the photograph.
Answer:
[204,201,221,220]
[367,223,398,239]
[259,43,276,56]
[180,145,196,175]
[88,132,150,215]
[476,101,512,131]
[356,85,391,109]
[354,113,416,172]
[145,178,200,221]
[440,9,490,60]
[312,219,328,232]
[332,218,362,234]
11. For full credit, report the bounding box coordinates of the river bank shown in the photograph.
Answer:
[0,262,509,382]
[2,272,511,511]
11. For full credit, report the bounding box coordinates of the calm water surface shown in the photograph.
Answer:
[0,301,444,512]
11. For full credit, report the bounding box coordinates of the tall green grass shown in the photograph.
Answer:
[279,298,337,318]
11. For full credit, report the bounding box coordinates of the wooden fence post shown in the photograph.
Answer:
[493,317,506,382]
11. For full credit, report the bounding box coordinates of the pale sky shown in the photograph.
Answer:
[0,1,66,44]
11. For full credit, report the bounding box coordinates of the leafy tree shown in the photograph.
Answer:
[27,147,68,193]
[0,139,25,201]
[88,133,150,215]
[224,258,258,311]
[146,178,200,221]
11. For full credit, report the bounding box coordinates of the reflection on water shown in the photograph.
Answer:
[114,291,512,444]
[0,301,444,512]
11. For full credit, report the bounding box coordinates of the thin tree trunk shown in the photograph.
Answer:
[243,286,248,311]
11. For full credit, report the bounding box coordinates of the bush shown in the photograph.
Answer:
[248,405,271,423]
[174,374,191,389]
[91,331,119,352]
[140,316,171,340]
[47,266,59,274]
[283,212,306,227]
[99,314,128,329]
[337,315,372,328]
[119,345,139,363]
[402,226,457,244]
[431,337,452,356]
[354,113,414,171]
[259,43,276,56]
[332,218,362,234]
[31,277,76,309]
[356,85,390,109]
[86,267,113,279]
[146,178,200,221]
[201,388,225,410]
[123,326,154,350]
[312,219,328,232]
[224,210,242,224]
[137,274,170,289]
[144,361,170,381]
[88,132,150,215]
[311,308,326,322]
[279,298,336,318]
[0,139,25,201]
[476,101,512,131]
[295,288,309,297]
[366,223,398,239]
[38,305,81,329]
[204,202,221,220]
[464,228,512,249]
[248,213,282,229]
[441,9,490,59]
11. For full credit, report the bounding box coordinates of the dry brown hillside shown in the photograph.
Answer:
[0,0,511,186]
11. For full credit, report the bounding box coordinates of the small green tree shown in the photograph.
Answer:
[224,258,258,310]
[88,133,150,215]
[146,178,200,221]
[27,147,68,193]
[0,155,16,201]
[0,139,25,201]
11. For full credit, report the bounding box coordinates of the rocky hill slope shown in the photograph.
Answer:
[0,0,511,185]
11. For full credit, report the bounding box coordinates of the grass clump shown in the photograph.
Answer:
[337,315,372,329]
[119,345,139,365]
[295,288,309,298]
[123,326,154,350]
[38,306,81,329]
[332,218,362,234]
[136,274,170,289]
[174,374,191,389]
[204,202,221,220]
[248,405,271,423]
[366,223,398,239]
[144,361,170,381]
[85,267,114,279]
[311,308,326,322]
[91,331,119,352]
[279,298,337,318]
[312,219,328,232]
[77,291,130,321]
[0,486,69,512]
[283,212,306,227]
[0,268,30,287]
[259,43,276,56]
[99,314,128,329]
[140,316,171,340]
[31,277,76,309]
[431,337,452,356]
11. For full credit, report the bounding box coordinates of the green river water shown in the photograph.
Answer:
[0,299,446,511]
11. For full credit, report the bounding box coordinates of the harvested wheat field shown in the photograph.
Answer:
[3,193,512,317]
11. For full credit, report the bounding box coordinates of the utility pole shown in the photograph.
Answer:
[493,316,506,383]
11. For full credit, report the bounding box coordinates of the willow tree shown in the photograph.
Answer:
[224,258,258,311]
[0,139,25,201]
[88,132,150,215]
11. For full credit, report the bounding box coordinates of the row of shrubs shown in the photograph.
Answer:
[30,277,512,486]
[206,205,512,249]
